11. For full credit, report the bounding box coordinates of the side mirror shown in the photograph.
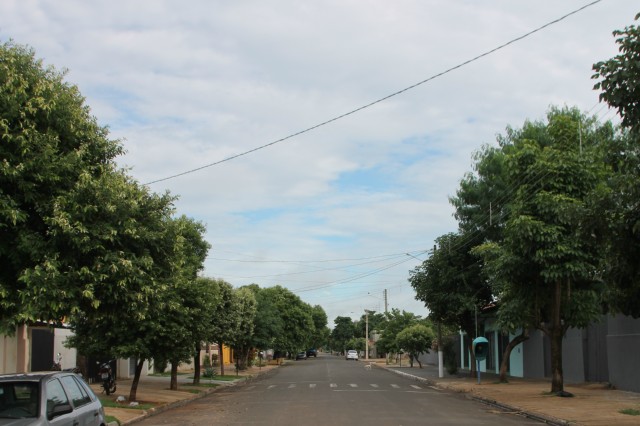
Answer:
[48,403,73,420]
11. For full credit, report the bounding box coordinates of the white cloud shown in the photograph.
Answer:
[1,0,635,322]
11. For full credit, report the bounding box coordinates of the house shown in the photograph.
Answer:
[437,313,640,393]
[0,325,236,380]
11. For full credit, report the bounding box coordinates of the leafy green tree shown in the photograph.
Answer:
[592,17,640,318]
[395,324,434,368]
[375,309,422,360]
[210,280,239,376]
[409,232,490,377]
[484,107,608,394]
[0,41,156,332]
[189,278,222,384]
[247,284,283,353]
[309,305,329,350]
[230,287,257,370]
[330,316,356,354]
[592,13,640,133]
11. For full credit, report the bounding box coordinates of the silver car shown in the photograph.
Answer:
[0,371,106,426]
[345,350,359,361]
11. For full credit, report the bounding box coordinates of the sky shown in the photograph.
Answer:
[1,1,637,325]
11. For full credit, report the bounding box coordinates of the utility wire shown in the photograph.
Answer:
[144,0,602,186]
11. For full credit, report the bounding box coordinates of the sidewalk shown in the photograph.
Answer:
[90,364,278,425]
[373,361,640,426]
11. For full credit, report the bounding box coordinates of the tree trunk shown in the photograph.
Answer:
[170,360,179,391]
[499,330,529,383]
[193,342,201,385]
[128,358,145,402]
[218,341,225,376]
[550,279,564,394]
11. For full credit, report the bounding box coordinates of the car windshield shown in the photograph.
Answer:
[0,382,39,419]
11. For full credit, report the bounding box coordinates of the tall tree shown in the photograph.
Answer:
[375,309,422,361]
[592,16,640,318]
[230,287,257,370]
[0,41,145,332]
[486,107,608,394]
[330,316,356,354]
[592,13,640,134]
[409,232,490,377]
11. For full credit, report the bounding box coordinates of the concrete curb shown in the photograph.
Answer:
[378,365,570,426]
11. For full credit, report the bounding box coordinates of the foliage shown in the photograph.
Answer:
[248,285,317,357]
[0,41,147,332]
[482,107,610,392]
[330,316,356,352]
[409,232,490,342]
[592,17,640,318]
[230,287,257,370]
[395,324,434,367]
[375,309,422,356]
[592,14,640,133]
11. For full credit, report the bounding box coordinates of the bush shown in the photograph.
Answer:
[202,356,216,379]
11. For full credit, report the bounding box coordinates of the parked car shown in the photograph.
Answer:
[295,351,307,360]
[306,348,317,358]
[0,371,106,426]
[345,350,358,361]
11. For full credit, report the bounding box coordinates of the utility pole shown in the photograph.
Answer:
[365,310,369,361]
[383,289,388,313]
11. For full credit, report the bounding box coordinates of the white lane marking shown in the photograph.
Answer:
[330,383,337,388]
[309,384,316,388]
[391,384,400,388]
[267,385,276,389]
[288,384,296,388]
[370,384,379,388]
[349,383,358,388]
[410,385,422,389]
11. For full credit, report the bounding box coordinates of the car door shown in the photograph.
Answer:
[59,375,102,426]
[45,377,78,426]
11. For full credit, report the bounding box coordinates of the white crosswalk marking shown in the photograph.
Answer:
[349,384,358,388]
[370,384,379,388]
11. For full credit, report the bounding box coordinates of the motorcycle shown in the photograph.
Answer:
[98,360,117,395]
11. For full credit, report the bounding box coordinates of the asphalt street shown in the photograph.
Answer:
[134,354,543,425]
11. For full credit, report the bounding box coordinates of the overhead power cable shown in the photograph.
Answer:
[144,0,602,185]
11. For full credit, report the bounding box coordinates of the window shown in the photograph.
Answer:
[0,383,38,418]
[46,378,70,417]
[60,375,92,407]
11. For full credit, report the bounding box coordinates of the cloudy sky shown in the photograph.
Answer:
[1,1,636,324]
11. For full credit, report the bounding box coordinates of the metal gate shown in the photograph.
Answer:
[31,328,54,371]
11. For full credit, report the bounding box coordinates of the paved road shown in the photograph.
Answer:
[136,354,543,425]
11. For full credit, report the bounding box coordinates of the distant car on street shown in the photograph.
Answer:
[295,351,307,360]
[345,350,358,361]
[0,371,106,425]
[306,349,317,358]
